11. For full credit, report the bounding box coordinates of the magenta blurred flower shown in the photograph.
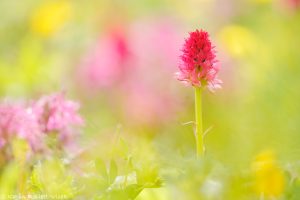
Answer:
[78,28,131,89]
[286,0,300,10]
[78,20,182,91]
[176,29,222,91]
[77,19,184,125]
[0,103,43,151]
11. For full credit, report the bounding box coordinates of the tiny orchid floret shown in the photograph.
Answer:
[176,29,222,91]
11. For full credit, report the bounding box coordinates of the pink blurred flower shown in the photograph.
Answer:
[33,93,83,141]
[0,93,83,157]
[0,103,43,151]
[122,83,177,125]
[286,0,300,10]
[176,29,222,91]
[77,19,184,125]
[129,19,182,72]
[120,19,183,125]
[78,19,182,91]
[78,28,131,89]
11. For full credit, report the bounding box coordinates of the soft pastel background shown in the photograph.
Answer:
[0,0,300,199]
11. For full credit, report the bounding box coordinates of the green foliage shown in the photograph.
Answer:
[0,0,300,199]
[0,162,20,197]
[28,159,77,199]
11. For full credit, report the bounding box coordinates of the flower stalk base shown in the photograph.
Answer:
[194,87,204,157]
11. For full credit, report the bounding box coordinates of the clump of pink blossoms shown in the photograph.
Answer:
[33,93,83,133]
[0,103,43,151]
[176,29,222,91]
[0,93,83,155]
[77,28,132,90]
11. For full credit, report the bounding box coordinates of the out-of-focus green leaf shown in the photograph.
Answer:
[28,159,77,199]
[95,158,109,183]
[0,162,20,196]
[109,160,118,185]
[29,164,43,193]
[118,137,129,157]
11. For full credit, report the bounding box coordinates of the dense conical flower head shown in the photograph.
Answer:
[176,29,222,91]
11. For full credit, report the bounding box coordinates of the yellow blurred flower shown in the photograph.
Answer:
[218,25,259,58]
[252,150,285,198]
[30,0,72,37]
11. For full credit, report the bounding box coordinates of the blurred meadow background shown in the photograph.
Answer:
[1,0,300,199]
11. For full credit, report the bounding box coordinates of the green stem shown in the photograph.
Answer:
[194,87,204,157]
